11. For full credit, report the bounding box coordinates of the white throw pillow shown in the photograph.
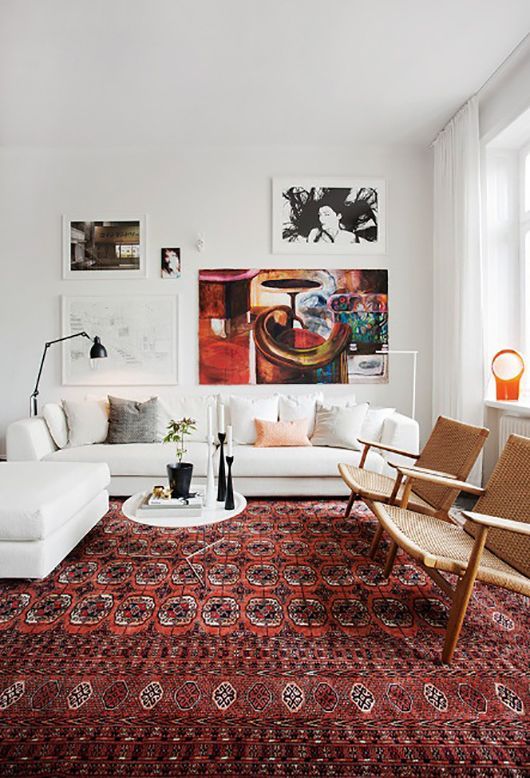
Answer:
[229,395,279,444]
[42,403,69,449]
[360,407,396,442]
[278,392,323,437]
[63,399,109,447]
[158,395,217,441]
[324,393,357,407]
[311,402,369,451]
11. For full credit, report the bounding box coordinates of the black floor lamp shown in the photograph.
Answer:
[30,332,108,416]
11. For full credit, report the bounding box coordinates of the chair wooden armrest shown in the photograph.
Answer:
[387,463,458,478]
[462,511,530,536]
[396,466,485,495]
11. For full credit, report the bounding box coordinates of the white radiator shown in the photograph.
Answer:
[499,414,530,452]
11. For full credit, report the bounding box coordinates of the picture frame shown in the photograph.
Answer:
[272,178,386,254]
[161,247,181,279]
[62,216,148,279]
[198,268,388,385]
[61,294,178,385]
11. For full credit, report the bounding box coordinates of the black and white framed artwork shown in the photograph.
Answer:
[272,178,386,254]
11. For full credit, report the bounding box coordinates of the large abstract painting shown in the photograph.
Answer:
[273,178,385,254]
[199,269,388,385]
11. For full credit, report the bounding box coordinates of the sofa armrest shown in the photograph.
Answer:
[6,417,57,461]
[380,413,420,475]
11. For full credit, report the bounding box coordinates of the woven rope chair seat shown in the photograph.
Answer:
[339,464,434,513]
[376,504,530,596]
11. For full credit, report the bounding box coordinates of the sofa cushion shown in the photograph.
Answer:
[159,395,216,442]
[361,407,396,442]
[278,392,323,437]
[63,399,109,447]
[254,418,312,448]
[229,395,279,444]
[0,462,110,541]
[46,441,209,477]
[230,444,384,478]
[42,403,68,449]
[107,396,159,444]
[311,402,369,450]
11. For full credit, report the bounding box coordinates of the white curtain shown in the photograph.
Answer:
[432,97,485,452]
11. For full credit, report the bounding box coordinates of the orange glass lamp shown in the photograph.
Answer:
[491,349,525,401]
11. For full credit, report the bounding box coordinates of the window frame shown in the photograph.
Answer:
[520,143,530,356]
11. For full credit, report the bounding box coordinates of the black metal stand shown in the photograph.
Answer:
[225,456,234,510]
[217,433,226,502]
[29,331,107,416]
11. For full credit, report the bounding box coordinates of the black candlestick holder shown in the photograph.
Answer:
[225,456,234,510]
[217,432,226,502]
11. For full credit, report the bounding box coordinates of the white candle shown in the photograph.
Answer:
[218,402,225,435]
[207,405,213,441]
[227,425,233,457]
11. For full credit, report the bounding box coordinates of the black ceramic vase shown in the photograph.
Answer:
[167,462,193,498]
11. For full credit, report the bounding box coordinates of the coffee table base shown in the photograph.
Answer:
[184,532,228,586]
[121,488,247,588]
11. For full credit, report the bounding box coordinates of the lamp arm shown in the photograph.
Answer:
[29,332,91,415]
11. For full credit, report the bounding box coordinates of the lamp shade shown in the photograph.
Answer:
[491,349,524,400]
[89,336,108,359]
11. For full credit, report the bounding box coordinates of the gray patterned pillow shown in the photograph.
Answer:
[106,396,160,444]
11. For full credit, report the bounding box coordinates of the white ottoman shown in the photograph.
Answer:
[0,461,110,579]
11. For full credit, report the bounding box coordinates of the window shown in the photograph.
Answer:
[483,134,530,397]
[115,244,140,260]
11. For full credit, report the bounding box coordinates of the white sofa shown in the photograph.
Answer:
[6,403,419,497]
[0,461,110,578]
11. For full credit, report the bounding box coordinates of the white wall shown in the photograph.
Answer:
[479,36,530,142]
[0,144,433,454]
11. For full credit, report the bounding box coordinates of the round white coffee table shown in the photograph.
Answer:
[121,487,247,585]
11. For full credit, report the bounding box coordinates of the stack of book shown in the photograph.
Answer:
[137,491,204,519]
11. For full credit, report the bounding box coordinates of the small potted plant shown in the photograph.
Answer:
[163,417,197,498]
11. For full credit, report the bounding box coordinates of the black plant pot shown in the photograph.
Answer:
[167,462,193,498]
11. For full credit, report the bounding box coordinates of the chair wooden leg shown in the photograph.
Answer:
[441,525,488,664]
[369,525,384,559]
[383,541,398,578]
[345,492,356,517]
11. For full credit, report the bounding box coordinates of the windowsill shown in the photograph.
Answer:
[484,396,530,412]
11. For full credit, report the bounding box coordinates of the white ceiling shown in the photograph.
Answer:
[0,0,529,147]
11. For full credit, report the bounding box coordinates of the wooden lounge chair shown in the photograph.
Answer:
[338,416,489,556]
[371,434,530,663]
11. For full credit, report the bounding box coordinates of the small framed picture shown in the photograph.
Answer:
[161,247,181,279]
[272,178,386,254]
[62,217,147,279]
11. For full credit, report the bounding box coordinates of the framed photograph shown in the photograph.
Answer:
[161,247,181,279]
[62,217,147,279]
[62,295,178,385]
[272,178,386,254]
[199,268,388,385]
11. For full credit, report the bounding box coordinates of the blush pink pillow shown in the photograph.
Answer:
[254,418,312,447]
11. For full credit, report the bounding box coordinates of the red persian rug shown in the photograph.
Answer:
[0,499,528,776]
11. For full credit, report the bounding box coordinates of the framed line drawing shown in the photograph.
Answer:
[62,295,178,385]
